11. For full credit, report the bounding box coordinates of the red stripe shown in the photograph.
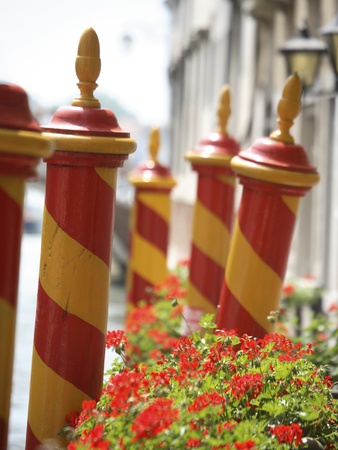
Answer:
[34,282,105,400]
[238,187,296,278]
[0,417,8,450]
[128,271,153,305]
[197,174,235,228]
[189,245,224,308]
[217,283,267,338]
[0,189,22,306]
[45,164,115,267]
[135,198,168,255]
[25,422,41,450]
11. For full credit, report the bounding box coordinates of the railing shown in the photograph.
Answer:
[0,27,319,449]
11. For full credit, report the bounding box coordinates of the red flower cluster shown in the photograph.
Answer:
[270,423,303,446]
[125,304,157,334]
[187,390,226,413]
[66,328,338,449]
[153,273,187,301]
[131,398,179,441]
[233,441,256,449]
[282,284,295,297]
[105,330,126,349]
[67,404,109,449]
[104,369,149,417]
[227,373,263,401]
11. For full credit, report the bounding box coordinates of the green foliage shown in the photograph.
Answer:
[64,315,338,449]
[63,270,338,448]
[278,276,338,383]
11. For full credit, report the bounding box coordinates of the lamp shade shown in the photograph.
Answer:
[319,14,338,78]
[279,24,327,89]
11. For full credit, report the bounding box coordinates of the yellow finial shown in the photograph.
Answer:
[270,73,302,145]
[216,85,231,135]
[149,127,160,163]
[72,28,101,108]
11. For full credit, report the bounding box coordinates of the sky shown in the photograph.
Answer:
[0,0,171,126]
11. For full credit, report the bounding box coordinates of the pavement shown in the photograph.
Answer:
[7,232,127,450]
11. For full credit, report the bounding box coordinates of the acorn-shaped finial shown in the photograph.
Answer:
[216,85,231,135]
[270,73,302,145]
[72,28,101,108]
[149,127,160,163]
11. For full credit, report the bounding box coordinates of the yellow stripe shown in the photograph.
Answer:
[131,232,168,286]
[226,219,282,331]
[185,151,233,167]
[137,192,171,222]
[192,200,231,267]
[0,128,53,158]
[126,202,137,296]
[231,156,320,188]
[129,200,137,234]
[281,195,300,215]
[43,132,136,156]
[39,208,109,333]
[0,175,25,207]
[95,167,117,190]
[217,174,236,187]
[0,298,15,424]
[128,175,176,190]
[28,347,89,446]
[187,283,217,314]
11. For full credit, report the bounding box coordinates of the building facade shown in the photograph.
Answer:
[166,0,338,303]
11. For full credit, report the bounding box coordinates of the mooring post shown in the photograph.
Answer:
[182,86,240,333]
[0,83,52,450]
[217,74,319,337]
[25,28,136,448]
[126,127,176,306]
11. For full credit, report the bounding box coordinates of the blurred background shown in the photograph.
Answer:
[3,0,338,447]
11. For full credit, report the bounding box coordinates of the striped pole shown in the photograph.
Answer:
[126,127,176,306]
[217,74,320,337]
[25,28,136,449]
[182,86,239,333]
[0,83,52,450]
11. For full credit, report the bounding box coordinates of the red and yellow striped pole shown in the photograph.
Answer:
[0,83,52,450]
[182,86,239,333]
[217,74,319,337]
[126,127,176,306]
[25,28,136,449]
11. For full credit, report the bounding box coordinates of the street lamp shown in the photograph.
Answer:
[279,23,327,90]
[319,14,338,91]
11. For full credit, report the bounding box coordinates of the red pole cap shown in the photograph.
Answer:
[129,127,176,189]
[231,74,320,191]
[41,28,136,158]
[185,85,240,168]
[0,83,53,176]
[0,83,41,132]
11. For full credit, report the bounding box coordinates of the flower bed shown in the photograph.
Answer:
[65,318,338,449]
[63,266,338,449]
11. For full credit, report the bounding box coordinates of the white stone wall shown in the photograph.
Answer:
[167,0,338,298]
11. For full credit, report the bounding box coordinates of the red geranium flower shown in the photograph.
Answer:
[131,397,179,441]
[106,329,127,349]
[270,423,303,446]
[282,284,295,296]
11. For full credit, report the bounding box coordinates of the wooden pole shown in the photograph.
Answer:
[182,86,240,333]
[126,127,176,306]
[25,28,136,448]
[0,83,52,450]
[217,74,320,337]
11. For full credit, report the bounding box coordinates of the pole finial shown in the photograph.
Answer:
[270,73,302,145]
[216,85,231,135]
[149,127,160,163]
[72,28,101,108]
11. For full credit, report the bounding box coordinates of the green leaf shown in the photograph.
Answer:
[199,314,216,329]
